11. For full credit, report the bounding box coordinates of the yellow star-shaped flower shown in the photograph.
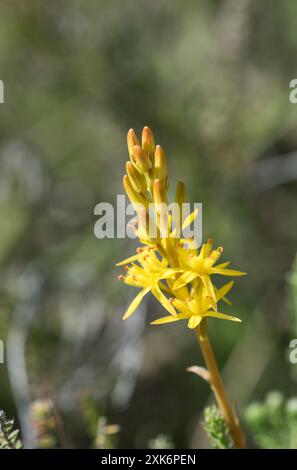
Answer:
[151,281,241,329]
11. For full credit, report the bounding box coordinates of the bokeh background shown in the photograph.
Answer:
[1,0,297,449]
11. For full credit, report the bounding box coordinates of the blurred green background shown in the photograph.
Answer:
[1,0,297,448]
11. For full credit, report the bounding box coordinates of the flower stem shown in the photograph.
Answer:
[195,318,246,449]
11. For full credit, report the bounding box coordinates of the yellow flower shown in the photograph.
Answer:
[151,281,241,329]
[117,249,179,320]
[173,239,246,308]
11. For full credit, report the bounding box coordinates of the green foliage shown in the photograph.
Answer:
[29,399,59,449]
[0,411,22,449]
[203,405,234,449]
[244,391,297,448]
[79,394,119,449]
[80,393,100,442]
[95,417,120,449]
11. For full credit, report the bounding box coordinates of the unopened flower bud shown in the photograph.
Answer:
[126,161,147,193]
[174,179,187,206]
[154,145,167,182]
[123,175,148,209]
[127,129,140,160]
[133,145,151,173]
[153,179,168,205]
[142,126,155,156]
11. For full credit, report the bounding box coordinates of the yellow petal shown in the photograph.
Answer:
[180,239,198,249]
[215,281,234,301]
[200,274,216,308]
[215,261,230,269]
[188,315,202,329]
[182,208,199,231]
[221,295,232,306]
[206,311,241,322]
[198,239,213,260]
[160,269,182,280]
[173,271,198,290]
[152,286,177,316]
[214,284,232,305]
[172,298,190,315]
[122,287,151,320]
[208,247,223,267]
[116,252,148,266]
[211,267,247,276]
[139,238,155,247]
[151,313,189,325]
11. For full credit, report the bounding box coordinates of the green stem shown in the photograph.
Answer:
[195,318,246,449]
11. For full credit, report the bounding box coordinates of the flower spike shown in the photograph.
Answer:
[117,127,246,328]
